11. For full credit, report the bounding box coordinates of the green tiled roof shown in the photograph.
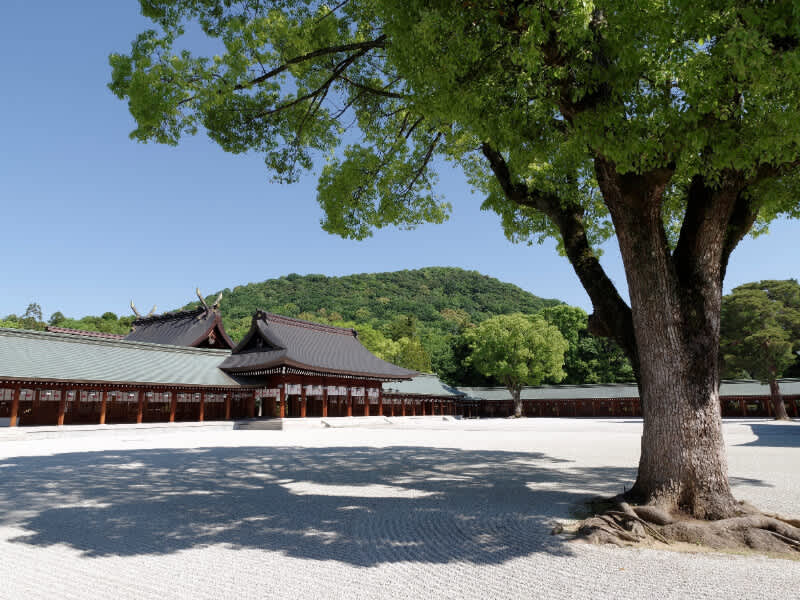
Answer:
[0,328,240,387]
[383,373,463,397]
[458,383,639,401]
[460,379,800,402]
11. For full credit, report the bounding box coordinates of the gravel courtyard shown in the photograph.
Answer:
[0,418,797,599]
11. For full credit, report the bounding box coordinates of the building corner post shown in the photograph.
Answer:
[9,385,20,427]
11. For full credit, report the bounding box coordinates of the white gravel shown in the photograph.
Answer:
[0,418,797,599]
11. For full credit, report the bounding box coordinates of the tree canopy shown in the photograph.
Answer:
[539,304,634,384]
[111,1,800,247]
[721,279,800,419]
[721,279,800,382]
[464,313,568,416]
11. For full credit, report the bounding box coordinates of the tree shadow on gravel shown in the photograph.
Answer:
[0,446,636,565]
[739,422,800,448]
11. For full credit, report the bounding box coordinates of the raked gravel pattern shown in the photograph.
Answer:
[0,418,798,599]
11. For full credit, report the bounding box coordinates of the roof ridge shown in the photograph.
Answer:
[256,311,356,336]
[46,326,125,339]
[132,306,209,325]
[0,327,232,356]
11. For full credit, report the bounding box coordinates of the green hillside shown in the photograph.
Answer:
[196,267,560,339]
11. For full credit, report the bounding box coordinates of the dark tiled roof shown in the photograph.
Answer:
[124,308,234,349]
[220,311,416,380]
[46,326,124,340]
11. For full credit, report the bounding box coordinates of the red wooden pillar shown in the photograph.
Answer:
[31,388,40,425]
[198,392,206,422]
[412,399,416,416]
[136,392,144,424]
[57,390,68,426]
[224,393,231,420]
[364,390,369,417]
[100,389,109,424]
[170,392,178,422]
[279,387,285,418]
[73,390,82,424]
[245,392,254,418]
[300,386,307,418]
[347,389,353,417]
[322,388,328,417]
[401,398,406,416]
[422,399,426,416]
[378,388,383,417]
[9,385,20,427]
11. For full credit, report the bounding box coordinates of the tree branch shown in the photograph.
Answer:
[248,45,373,121]
[237,35,386,91]
[481,143,638,371]
[673,174,741,290]
[398,132,442,197]
[338,74,404,99]
[720,159,800,279]
[175,36,388,108]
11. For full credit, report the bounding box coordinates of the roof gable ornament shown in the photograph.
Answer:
[130,301,157,319]
[196,288,224,313]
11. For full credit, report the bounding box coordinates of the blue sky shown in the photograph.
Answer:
[1,1,797,320]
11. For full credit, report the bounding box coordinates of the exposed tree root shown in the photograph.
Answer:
[562,497,800,558]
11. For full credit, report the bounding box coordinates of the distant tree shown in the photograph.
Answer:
[721,280,800,420]
[465,314,568,417]
[354,307,372,322]
[440,308,472,332]
[539,305,634,384]
[281,303,300,318]
[48,311,66,326]
[20,303,45,330]
[348,323,400,363]
[392,336,432,373]
[385,315,418,341]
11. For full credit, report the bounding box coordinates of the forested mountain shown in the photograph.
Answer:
[190,267,560,340]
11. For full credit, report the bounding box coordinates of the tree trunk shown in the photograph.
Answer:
[511,388,522,418]
[768,379,790,421]
[597,164,739,519]
[630,312,736,518]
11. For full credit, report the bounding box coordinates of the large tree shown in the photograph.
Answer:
[111,2,800,521]
[721,280,800,420]
[464,313,568,417]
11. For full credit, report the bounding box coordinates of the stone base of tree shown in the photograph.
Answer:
[557,496,800,557]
